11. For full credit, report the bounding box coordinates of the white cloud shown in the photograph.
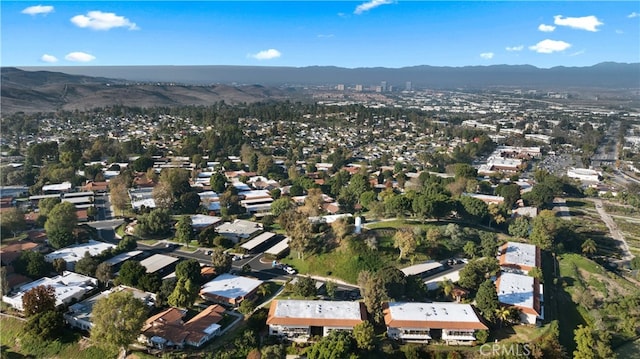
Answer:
[628,12,639,18]
[569,50,586,57]
[354,0,393,15]
[40,54,58,63]
[317,34,335,39]
[538,24,556,32]
[65,52,96,62]
[553,15,603,32]
[480,52,494,60]
[71,11,138,30]
[505,45,524,52]
[249,49,281,60]
[529,39,571,53]
[21,5,54,15]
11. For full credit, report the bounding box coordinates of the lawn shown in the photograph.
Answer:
[0,317,117,359]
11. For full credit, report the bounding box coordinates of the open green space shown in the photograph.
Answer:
[0,317,117,359]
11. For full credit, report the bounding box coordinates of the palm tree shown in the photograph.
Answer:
[257,284,271,299]
[581,238,597,257]
[441,279,454,299]
[495,306,512,328]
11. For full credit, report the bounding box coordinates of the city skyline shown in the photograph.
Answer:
[2,1,639,68]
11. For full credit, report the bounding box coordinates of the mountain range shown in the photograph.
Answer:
[1,62,638,114]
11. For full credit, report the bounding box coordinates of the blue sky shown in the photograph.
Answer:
[2,1,639,68]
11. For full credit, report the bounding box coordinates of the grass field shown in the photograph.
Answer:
[0,316,117,359]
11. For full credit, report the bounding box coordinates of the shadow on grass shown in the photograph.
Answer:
[0,345,29,359]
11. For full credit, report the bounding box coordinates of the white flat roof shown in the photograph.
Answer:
[386,302,483,324]
[401,261,443,276]
[273,300,363,321]
[424,270,461,290]
[103,250,143,265]
[265,237,290,256]
[200,273,263,300]
[501,242,537,268]
[42,182,72,192]
[139,254,179,274]
[190,214,222,229]
[240,232,276,251]
[8,272,97,308]
[497,272,535,310]
[45,240,116,264]
[217,220,262,237]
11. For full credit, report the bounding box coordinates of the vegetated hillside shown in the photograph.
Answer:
[0,68,293,114]
[18,62,640,89]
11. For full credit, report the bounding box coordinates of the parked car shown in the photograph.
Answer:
[283,265,297,275]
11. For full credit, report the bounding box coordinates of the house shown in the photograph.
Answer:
[82,181,109,193]
[383,302,488,344]
[267,300,367,339]
[0,240,46,266]
[65,285,156,331]
[462,193,505,206]
[138,304,225,349]
[495,272,542,325]
[3,272,98,312]
[199,273,263,306]
[45,240,116,271]
[42,181,72,194]
[400,261,444,279]
[498,242,540,274]
[216,220,262,244]
[139,254,180,276]
[190,214,223,231]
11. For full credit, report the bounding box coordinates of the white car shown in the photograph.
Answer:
[283,266,297,275]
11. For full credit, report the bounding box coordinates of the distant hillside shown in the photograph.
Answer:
[1,68,293,114]
[18,62,640,89]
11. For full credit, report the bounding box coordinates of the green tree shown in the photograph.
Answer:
[131,155,154,172]
[52,258,67,274]
[325,280,337,299]
[117,235,137,252]
[168,277,198,308]
[358,270,388,324]
[135,209,172,237]
[530,210,558,251]
[459,195,488,222]
[175,216,193,247]
[480,232,498,258]
[261,344,286,359]
[573,325,617,359]
[175,259,202,284]
[37,197,61,217]
[0,266,8,297]
[306,330,354,359]
[528,267,543,282]
[44,202,77,248]
[495,183,521,209]
[211,249,232,274]
[463,241,478,259]
[508,216,530,238]
[352,321,376,351]
[0,207,26,237]
[75,251,99,276]
[179,192,202,214]
[22,310,64,341]
[475,279,499,322]
[91,290,147,352]
[117,260,146,287]
[22,285,56,317]
[279,209,313,260]
[270,197,295,218]
[292,276,317,297]
[14,251,50,278]
[581,238,597,256]
[95,262,113,286]
[393,227,417,261]
[458,258,499,292]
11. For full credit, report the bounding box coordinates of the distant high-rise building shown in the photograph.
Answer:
[381,81,387,92]
[405,81,412,91]
[375,86,382,93]
[336,84,345,91]
[355,84,363,92]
